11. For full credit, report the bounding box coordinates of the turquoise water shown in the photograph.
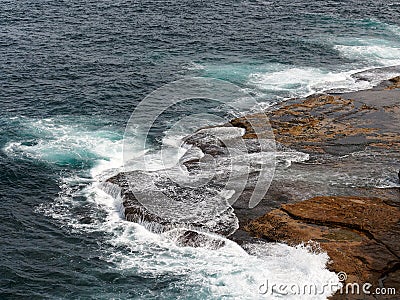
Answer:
[1,1,400,299]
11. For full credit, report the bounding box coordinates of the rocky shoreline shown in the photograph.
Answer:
[231,75,400,299]
[103,72,400,299]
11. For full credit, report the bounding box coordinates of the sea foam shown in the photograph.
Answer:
[3,115,341,299]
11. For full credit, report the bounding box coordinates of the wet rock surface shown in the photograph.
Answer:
[245,196,400,287]
[105,171,239,236]
[103,74,400,297]
[164,228,227,250]
[231,92,400,154]
[385,76,400,90]
[228,76,400,298]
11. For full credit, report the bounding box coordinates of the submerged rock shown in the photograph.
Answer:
[164,228,226,250]
[104,171,239,237]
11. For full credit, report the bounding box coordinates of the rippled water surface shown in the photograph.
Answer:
[1,1,400,299]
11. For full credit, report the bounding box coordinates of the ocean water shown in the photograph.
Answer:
[1,0,400,299]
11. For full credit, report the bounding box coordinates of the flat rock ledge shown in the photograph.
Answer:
[103,74,400,298]
[230,92,400,154]
[230,75,400,299]
[245,196,400,298]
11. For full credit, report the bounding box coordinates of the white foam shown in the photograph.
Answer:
[226,26,400,100]
[38,175,341,299]
[334,44,400,66]
[6,116,340,299]
[248,66,375,99]
[3,117,124,176]
[184,61,206,70]
[91,189,340,299]
[387,24,400,37]
[105,221,340,299]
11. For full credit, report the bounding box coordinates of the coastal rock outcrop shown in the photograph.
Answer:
[105,171,239,237]
[229,77,400,298]
[245,195,400,289]
[231,92,400,154]
[102,75,400,296]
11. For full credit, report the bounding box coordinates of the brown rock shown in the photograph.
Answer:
[230,88,400,154]
[245,196,400,295]
[385,76,400,90]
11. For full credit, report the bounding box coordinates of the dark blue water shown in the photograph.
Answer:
[1,1,400,299]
